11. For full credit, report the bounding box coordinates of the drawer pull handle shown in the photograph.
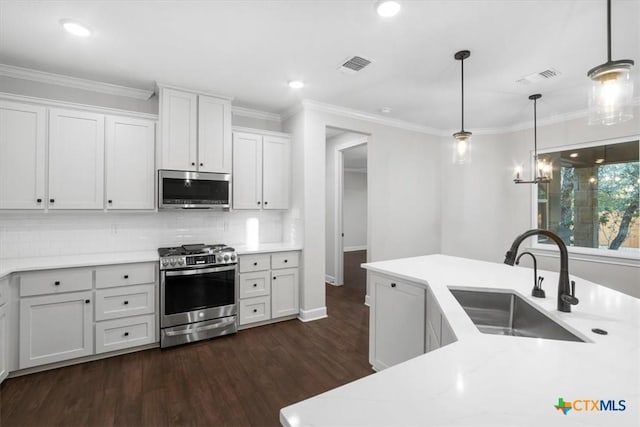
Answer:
[37,198,42,203]
[108,200,113,204]
[124,332,129,337]
[200,162,203,167]
[54,281,61,286]
[391,283,397,288]
[253,262,258,266]
[253,309,258,313]
[85,299,90,304]
[124,275,129,279]
[191,162,196,166]
[257,201,261,205]
[253,283,257,287]
[124,301,129,305]
[284,259,288,263]
[273,276,277,280]
[49,198,55,203]
[264,201,268,206]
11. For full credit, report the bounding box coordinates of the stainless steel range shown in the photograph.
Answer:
[158,243,238,348]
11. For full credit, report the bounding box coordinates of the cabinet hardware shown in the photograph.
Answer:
[85,299,90,304]
[191,162,195,166]
[108,200,113,204]
[124,332,129,337]
[124,275,129,279]
[36,198,42,203]
[264,201,268,206]
[253,309,257,313]
[54,281,60,286]
[273,276,277,280]
[253,283,257,287]
[257,201,261,205]
[284,259,288,263]
[200,162,203,167]
[391,283,397,288]
[124,301,129,305]
[253,262,258,266]
[49,198,55,203]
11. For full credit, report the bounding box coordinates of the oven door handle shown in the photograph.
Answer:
[165,265,237,277]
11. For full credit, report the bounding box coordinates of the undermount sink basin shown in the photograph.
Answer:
[449,288,585,343]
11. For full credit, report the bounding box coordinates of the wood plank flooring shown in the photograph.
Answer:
[0,275,371,427]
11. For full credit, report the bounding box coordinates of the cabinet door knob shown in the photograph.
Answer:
[191,162,196,166]
[264,201,268,206]
[124,275,129,279]
[284,259,288,263]
[253,309,257,313]
[200,162,203,167]
[36,198,42,203]
[391,283,397,288]
[253,262,258,266]
[124,332,129,337]
[49,198,55,203]
[108,200,113,204]
[54,281,61,286]
[253,283,257,287]
[257,201,261,205]
[273,276,277,280]
[124,301,129,305]
[85,299,90,304]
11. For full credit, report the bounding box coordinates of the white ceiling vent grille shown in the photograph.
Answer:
[516,68,562,85]
[337,56,372,74]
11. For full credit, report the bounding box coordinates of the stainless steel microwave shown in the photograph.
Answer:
[158,169,231,210]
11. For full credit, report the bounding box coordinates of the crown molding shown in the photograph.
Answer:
[155,82,233,101]
[231,105,281,122]
[0,64,154,100]
[344,167,367,173]
[298,99,443,136]
[0,92,158,120]
[232,126,290,138]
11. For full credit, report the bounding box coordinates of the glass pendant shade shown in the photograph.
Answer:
[536,158,553,182]
[514,94,552,184]
[453,131,472,164]
[588,63,634,125]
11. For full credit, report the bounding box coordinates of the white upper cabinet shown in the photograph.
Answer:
[198,95,232,173]
[233,132,263,209]
[160,88,197,171]
[0,101,46,209]
[105,116,156,209]
[262,136,290,210]
[159,86,231,173]
[232,130,291,210]
[48,109,105,209]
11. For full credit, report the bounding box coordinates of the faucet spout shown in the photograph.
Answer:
[504,229,577,312]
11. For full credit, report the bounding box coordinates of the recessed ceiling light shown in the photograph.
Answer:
[595,158,605,164]
[380,107,392,114]
[376,1,401,17]
[288,80,304,89]
[569,153,579,158]
[60,19,92,37]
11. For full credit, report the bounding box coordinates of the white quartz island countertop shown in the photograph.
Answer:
[280,254,640,427]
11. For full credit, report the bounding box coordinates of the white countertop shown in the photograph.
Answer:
[280,254,640,426]
[0,243,303,278]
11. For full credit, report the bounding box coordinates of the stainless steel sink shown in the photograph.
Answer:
[449,288,585,343]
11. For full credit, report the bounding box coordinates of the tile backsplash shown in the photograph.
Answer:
[0,210,289,259]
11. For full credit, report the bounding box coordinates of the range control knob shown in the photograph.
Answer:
[216,255,223,263]
[177,258,185,266]
[161,259,169,267]
[230,253,237,261]
[169,258,177,266]
[223,254,230,261]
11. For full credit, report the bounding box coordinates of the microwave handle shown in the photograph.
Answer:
[165,265,237,277]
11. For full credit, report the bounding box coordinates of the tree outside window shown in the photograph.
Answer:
[537,139,639,254]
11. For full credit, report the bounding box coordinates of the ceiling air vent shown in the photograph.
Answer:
[337,56,373,74]
[516,68,562,85]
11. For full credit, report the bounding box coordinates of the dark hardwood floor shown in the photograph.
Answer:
[0,278,371,427]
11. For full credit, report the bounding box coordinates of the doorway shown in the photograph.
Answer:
[325,127,368,303]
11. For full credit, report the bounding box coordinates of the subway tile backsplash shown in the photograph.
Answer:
[0,210,288,259]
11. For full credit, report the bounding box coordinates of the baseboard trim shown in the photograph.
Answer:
[325,274,336,285]
[297,307,328,322]
[364,294,370,307]
[344,245,367,252]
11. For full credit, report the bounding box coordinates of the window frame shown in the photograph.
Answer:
[529,134,640,263]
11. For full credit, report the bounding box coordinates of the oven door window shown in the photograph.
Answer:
[164,269,235,315]
[162,177,229,205]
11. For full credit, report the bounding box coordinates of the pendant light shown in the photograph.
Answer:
[453,50,471,164]
[514,94,552,184]
[588,0,634,125]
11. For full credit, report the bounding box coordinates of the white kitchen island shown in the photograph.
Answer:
[280,254,640,426]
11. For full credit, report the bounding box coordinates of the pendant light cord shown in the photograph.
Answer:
[607,0,612,62]
[533,97,538,163]
[461,57,465,131]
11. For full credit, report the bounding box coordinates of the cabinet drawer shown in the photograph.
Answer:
[95,284,155,321]
[238,254,270,273]
[0,276,8,306]
[19,268,92,297]
[271,251,299,269]
[95,314,156,354]
[95,263,155,289]
[239,271,270,299]
[239,296,271,325]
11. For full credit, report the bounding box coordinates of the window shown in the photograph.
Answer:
[535,137,639,257]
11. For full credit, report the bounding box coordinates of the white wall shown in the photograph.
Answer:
[285,106,442,319]
[441,106,640,297]
[343,171,367,250]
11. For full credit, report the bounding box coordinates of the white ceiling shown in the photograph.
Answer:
[1,0,638,131]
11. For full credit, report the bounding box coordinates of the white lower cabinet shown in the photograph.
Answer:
[95,284,155,321]
[426,287,457,352]
[95,314,155,354]
[19,291,94,369]
[0,304,8,383]
[238,251,300,327]
[369,273,425,371]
